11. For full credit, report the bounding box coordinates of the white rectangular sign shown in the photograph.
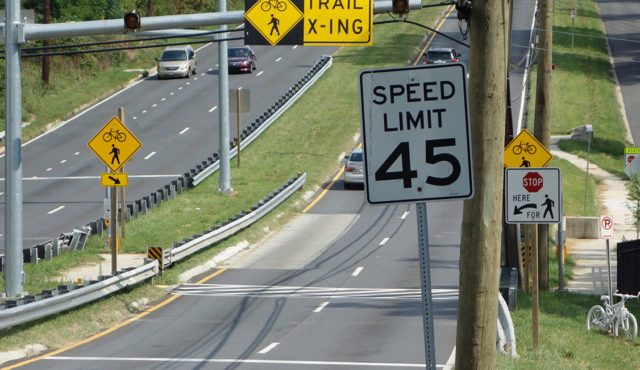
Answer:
[600,215,614,239]
[505,168,562,224]
[359,64,473,204]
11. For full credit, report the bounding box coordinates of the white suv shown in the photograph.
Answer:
[156,45,197,79]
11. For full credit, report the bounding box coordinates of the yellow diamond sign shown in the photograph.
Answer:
[504,129,552,168]
[245,0,303,45]
[88,117,142,172]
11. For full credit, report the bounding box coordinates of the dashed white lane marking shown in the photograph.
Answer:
[313,301,329,313]
[46,168,52,172]
[379,237,389,245]
[352,267,364,277]
[59,159,66,164]
[179,127,190,135]
[161,97,166,101]
[292,45,298,49]
[186,82,191,85]
[152,103,157,107]
[132,116,137,120]
[209,106,218,112]
[144,152,156,160]
[401,211,410,219]
[170,92,175,95]
[47,356,427,367]
[142,110,147,114]
[178,86,183,90]
[257,342,279,354]
[74,152,79,156]
[48,206,65,215]
[201,72,206,76]
[275,57,282,62]
[256,71,264,76]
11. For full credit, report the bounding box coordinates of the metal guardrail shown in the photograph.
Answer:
[192,55,332,186]
[0,172,306,329]
[169,173,306,264]
[0,261,157,330]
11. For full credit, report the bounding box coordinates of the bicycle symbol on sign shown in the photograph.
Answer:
[103,128,126,143]
[511,141,537,155]
[261,0,287,11]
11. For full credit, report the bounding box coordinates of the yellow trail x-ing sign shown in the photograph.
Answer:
[244,0,372,45]
[88,117,142,172]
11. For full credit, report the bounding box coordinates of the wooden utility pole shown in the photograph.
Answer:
[455,0,508,367]
[534,0,553,291]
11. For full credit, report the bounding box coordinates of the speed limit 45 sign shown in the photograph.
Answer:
[359,64,473,204]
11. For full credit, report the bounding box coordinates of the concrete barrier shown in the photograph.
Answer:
[565,216,599,239]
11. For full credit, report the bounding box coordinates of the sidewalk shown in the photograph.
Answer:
[551,137,635,295]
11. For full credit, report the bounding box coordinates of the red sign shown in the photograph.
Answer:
[523,172,543,192]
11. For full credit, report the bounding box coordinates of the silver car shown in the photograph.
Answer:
[343,148,364,189]
[156,45,197,79]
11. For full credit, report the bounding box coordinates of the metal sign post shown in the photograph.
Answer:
[600,215,614,304]
[416,202,436,368]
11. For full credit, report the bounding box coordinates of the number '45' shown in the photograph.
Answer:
[374,140,461,188]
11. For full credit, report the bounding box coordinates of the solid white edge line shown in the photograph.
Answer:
[179,127,190,135]
[313,301,329,313]
[257,342,279,354]
[144,152,156,160]
[48,206,65,215]
[352,266,364,277]
[47,356,426,367]
[379,237,389,245]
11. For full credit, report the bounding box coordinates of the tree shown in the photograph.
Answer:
[626,172,640,239]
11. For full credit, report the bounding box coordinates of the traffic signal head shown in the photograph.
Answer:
[124,11,141,31]
[392,0,409,15]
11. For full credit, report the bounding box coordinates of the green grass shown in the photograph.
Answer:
[527,0,630,181]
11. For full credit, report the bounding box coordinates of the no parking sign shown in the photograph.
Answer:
[600,215,614,239]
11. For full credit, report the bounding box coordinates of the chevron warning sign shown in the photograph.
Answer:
[147,246,164,276]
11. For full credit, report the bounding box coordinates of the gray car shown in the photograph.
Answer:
[156,45,197,79]
[343,148,364,189]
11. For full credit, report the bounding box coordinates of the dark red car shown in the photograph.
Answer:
[228,46,257,73]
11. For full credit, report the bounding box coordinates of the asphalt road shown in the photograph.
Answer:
[17,181,462,369]
[599,0,640,144]
[0,41,336,253]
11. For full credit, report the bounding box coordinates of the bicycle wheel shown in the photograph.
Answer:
[512,145,522,155]
[102,132,112,142]
[276,1,287,11]
[116,132,126,142]
[614,312,638,340]
[526,145,537,155]
[260,1,270,11]
[586,305,609,333]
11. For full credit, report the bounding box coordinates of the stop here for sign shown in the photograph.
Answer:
[505,168,561,224]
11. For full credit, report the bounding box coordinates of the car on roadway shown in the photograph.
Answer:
[228,46,257,73]
[343,148,364,189]
[422,47,461,64]
[156,45,197,79]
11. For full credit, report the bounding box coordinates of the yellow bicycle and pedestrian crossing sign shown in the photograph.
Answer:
[88,116,142,172]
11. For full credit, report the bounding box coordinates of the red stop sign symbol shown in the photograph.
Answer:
[523,172,543,192]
